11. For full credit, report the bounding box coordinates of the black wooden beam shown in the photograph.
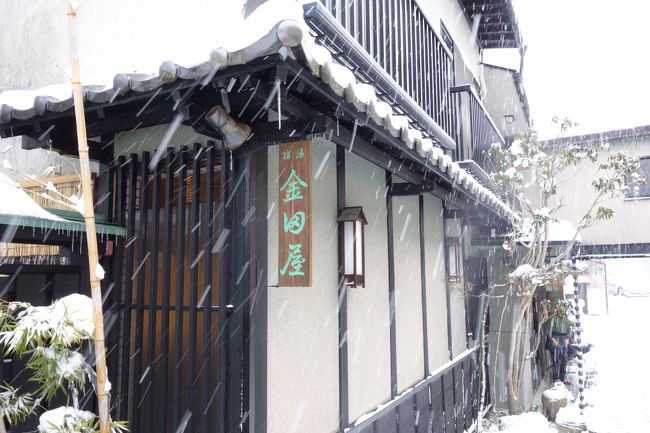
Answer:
[250,141,269,433]
[385,171,398,398]
[251,117,327,144]
[419,195,430,377]
[336,144,349,430]
[442,215,454,361]
[389,180,449,199]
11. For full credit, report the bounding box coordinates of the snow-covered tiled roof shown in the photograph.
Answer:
[0,172,63,222]
[0,0,516,220]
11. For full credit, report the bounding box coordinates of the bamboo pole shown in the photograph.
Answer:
[65,2,110,432]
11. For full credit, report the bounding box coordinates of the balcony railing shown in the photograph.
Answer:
[452,84,505,173]
[312,0,457,145]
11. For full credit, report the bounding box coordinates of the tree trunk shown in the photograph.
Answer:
[506,295,532,413]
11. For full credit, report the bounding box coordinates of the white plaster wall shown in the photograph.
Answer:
[445,218,467,357]
[482,66,529,140]
[415,0,482,83]
[422,194,451,370]
[392,196,425,392]
[113,124,215,157]
[553,136,650,245]
[449,282,467,357]
[345,151,392,422]
[266,139,339,433]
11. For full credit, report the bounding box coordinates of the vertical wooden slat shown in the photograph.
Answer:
[462,357,472,430]
[377,0,385,66]
[443,370,455,433]
[375,407,398,433]
[366,0,373,59]
[132,151,150,433]
[414,386,430,433]
[415,13,422,107]
[159,148,175,428]
[172,146,188,429]
[145,152,161,431]
[446,56,453,133]
[216,148,230,433]
[394,0,401,87]
[119,153,137,421]
[351,0,358,39]
[187,143,202,433]
[387,0,393,78]
[431,378,445,433]
[423,25,430,116]
[406,2,418,99]
[201,143,216,433]
[453,364,464,433]
[399,0,406,89]
[397,396,416,433]
[107,156,125,424]
[429,28,435,119]
[402,0,409,94]
[434,41,441,125]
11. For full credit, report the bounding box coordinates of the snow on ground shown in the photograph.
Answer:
[491,295,650,433]
[578,295,650,432]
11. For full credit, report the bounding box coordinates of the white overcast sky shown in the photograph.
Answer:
[508,0,650,138]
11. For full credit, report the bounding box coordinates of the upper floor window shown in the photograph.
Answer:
[626,157,650,199]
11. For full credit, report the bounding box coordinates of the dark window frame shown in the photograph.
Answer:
[625,156,650,199]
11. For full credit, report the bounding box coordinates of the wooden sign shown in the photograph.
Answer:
[278,140,312,287]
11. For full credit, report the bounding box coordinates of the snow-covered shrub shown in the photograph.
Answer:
[0,296,125,432]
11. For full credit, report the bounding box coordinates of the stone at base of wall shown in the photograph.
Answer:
[556,420,587,433]
[541,383,571,421]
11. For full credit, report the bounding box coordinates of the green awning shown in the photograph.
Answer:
[0,209,126,237]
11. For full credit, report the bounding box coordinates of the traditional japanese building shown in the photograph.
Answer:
[0,1,532,432]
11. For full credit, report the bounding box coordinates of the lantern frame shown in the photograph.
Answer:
[337,206,368,288]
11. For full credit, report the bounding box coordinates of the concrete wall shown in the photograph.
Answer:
[553,135,650,245]
[422,194,451,369]
[345,151,392,421]
[266,138,339,433]
[392,195,425,392]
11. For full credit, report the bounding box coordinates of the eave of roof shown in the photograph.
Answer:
[460,0,524,50]
[542,124,650,147]
[0,0,517,222]
[0,213,126,237]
